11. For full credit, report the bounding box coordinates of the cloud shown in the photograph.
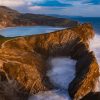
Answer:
[0,0,71,8]
[57,0,92,6]
[0,0,100,17]
[28,4,100,17]
[0,0,45,8]
[29,6,42,10]
[60,4,100,17]
[0,0,26,7]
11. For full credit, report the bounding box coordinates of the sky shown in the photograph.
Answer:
[0,0,100,17]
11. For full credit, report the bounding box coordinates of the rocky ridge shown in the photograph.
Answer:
[0,23,99,100]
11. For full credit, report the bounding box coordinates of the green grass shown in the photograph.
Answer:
[0,35,14,47]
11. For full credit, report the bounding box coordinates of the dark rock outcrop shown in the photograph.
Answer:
[0,6,78,28]
[0,23,99,100]
[80,92,100,100]
[68,51,99,99]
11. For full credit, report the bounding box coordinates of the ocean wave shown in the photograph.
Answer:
[28,57,76,100]
[28,34,100,100]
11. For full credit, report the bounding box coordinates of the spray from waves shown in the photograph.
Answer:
[28,34,100,100]
[28,90,71,100]
[28,58,76,100]
[47,58,76,89]
[90,34,100,91]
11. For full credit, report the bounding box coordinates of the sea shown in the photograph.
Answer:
[0,17,100,100]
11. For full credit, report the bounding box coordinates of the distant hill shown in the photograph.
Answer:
[46,14,84,18]
[0,6,78,28]
[0,23,99,100]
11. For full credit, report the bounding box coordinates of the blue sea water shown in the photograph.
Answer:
[71,17,100,34]
[0,26,64,37]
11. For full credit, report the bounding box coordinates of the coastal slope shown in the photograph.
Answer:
[0,6,78,28]
[0,23,99,100]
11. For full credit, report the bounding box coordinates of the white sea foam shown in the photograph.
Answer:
[28,90,71,100]
[28,57,76,100]
[28,34,100,100]
[90,34,100,91]
[47,57,76,89]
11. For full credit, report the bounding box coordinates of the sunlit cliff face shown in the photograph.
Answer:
[0,23,99,100]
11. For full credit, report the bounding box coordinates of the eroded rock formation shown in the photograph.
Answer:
[0,23,99,100]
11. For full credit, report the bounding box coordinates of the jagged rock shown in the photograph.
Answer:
[68,52,99,99]
[0,23,99,100]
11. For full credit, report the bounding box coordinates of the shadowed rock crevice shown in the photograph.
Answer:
[0,23,99,100]
[80,92,100,100]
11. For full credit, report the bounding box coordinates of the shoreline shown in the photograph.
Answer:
[0,26,65,37]
[0,25,66,31]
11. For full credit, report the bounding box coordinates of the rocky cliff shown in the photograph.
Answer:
[0,6,78,28]
[0,23,99,100]
[0,6,20,28]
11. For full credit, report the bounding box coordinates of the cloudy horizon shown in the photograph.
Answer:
[0,0,100,17]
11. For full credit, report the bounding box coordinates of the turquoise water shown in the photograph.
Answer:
[0,26,64,37]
